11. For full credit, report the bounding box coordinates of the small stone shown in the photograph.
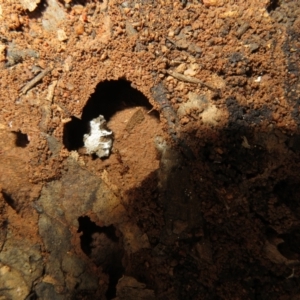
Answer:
[72,4,84,14]
[75,23,85,35]
[175,63,187,73]
[161,45,168,53]
[57,29,68,41]
[175,82,185,91]
[19,0,41,12]
[202,0,224,7]
[249,43,260,53]
[0,43,6,62]
[188,43,202,54]
[123,7,130,14]
[168,30,175,37]
[236,23,250,38]
[190,63,200,70]
[180,117,190,125]
[219,10,239,19]
[174,27,181,35]
[100,52,107,61]
[242,136,251,149]
[184,69,197,77]
[175,38,189,50]
[126,21,137,36]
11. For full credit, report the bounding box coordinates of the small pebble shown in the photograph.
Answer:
[188,43,202,54]
[168,30,175,37]
[57,29,68,41]
[249,43,260,52]
[0,43,6,62]
[202,0,224,7]
[121,1,130,7]
[75,23,85,35]
[184,68,198,76]
[10,13,20,29]
[181,117,189,125]
[176,38,189,50]
[175,63,187,73]
[174,27,181,35]
[236,23,250,38]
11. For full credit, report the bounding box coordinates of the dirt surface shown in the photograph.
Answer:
[1,0,300,299]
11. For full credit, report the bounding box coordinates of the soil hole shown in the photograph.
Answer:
[63,116,85,151]
[13,131,29,147]
[81,79,152,123]
[267,0,280,12]
[277,242,298,260]
[77,216,124,299]
[1,191,17,211]
[63,79,155,151]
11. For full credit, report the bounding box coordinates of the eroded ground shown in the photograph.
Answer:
[1,0,300,299]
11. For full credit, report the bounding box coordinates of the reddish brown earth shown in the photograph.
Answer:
[1,0,300,299]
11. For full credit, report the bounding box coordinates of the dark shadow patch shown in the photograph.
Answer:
[77,216,124,299]
[226,97,272,127]
[24,292,37,300]
[81,79,152,122]
[13,131,29,148]
[274,179,300,215]
[277,241,299,260]
[121,90,300,298]
[1,191,18,212]
[267,0,280,12]
[279,228,300,258]
[58,0,96,7]
[63,116,85,151]
[27,0,48,19]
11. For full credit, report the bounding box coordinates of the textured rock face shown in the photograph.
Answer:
[31,158,150,298]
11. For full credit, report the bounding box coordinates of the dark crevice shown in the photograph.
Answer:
[59,0,95,6]
[27,0,48,19]
[63,79,153,151]
[245,67,253,78]
[277,242,299,260]
[78,216,119,255]
[267,0,280,12]
[63,116,85,151]
[81,79,152,122]
[77,216,124,299]
[1,191,17,211]
[25,292,37,300]
[13,131,29,147]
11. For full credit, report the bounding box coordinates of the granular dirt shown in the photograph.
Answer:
[1,0,300,299]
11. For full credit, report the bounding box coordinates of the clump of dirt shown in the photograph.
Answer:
[1,0,300,299]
